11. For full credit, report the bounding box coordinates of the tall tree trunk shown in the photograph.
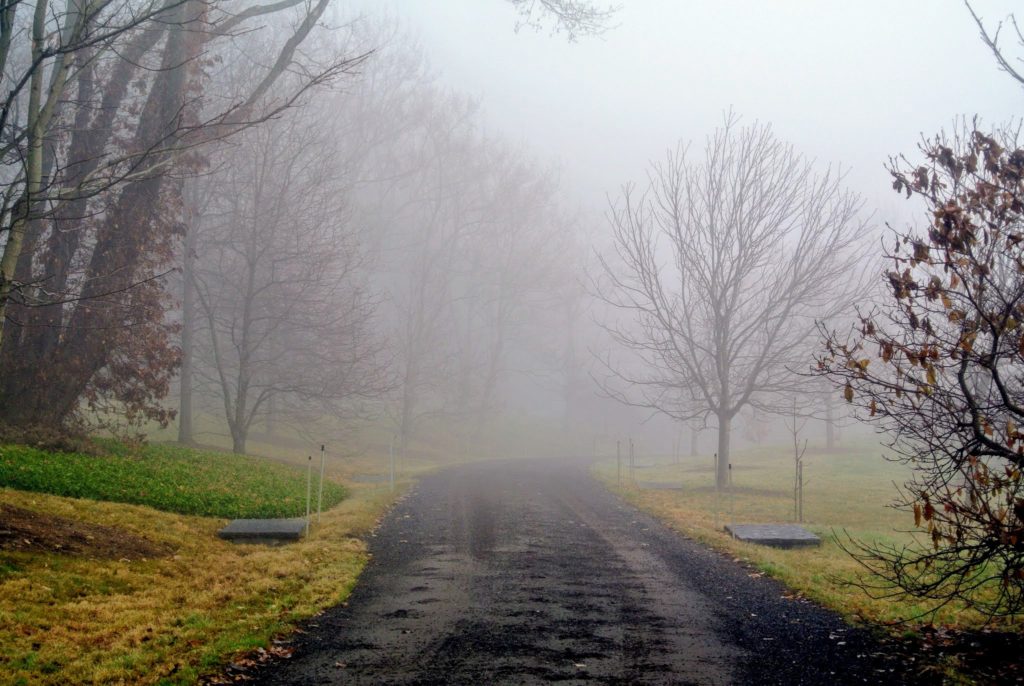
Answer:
[561,305,577,433]
[476,316,505,441]
[178,224,197,444]
[231,426,247,454]
[690,426,698,457]
[716,413,731,489]
[231,366,250,454]
[0,1,48,351]
[265,394,276,438]
[398,359,417,457]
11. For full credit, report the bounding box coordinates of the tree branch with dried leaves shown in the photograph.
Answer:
[819,119,1024,616]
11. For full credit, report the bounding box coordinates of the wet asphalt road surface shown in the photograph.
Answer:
[250,458,917,685]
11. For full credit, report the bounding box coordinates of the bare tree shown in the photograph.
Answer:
[785,398,808,522]
[190,98,388,454]
[595,115,869,488]
[450,143,566,431]
[177,176,210,444]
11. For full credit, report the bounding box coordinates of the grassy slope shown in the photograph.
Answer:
[595,440,1023,630]
[0,441,399,686]
[0,442,346,519]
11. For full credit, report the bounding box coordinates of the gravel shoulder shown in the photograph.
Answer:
[248,457,917,685]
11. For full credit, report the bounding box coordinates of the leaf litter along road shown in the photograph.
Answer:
[247,458,918,685]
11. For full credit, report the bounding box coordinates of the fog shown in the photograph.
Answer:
[389,0,1022,213]
[340,0,1022,460]
[0,0,1020,462]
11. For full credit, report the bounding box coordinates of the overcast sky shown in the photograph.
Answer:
[354,1,1023,224]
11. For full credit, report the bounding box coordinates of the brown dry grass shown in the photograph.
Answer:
[595,441,1024,631]
[0,478,400,685]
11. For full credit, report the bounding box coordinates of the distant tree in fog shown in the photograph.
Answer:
[595,115,869,489]
[386,110,572,453]
[819,121,1024,617]
[508,0,619,40]
[449,145,568,431]
[188,99,389,454]
[328,36,583,455]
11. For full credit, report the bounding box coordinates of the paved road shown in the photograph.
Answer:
[251,458,915,685]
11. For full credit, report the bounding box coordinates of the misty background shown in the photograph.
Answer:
[179,0,1024,458]
[2,0,1021,461]
[388,1,1021,212]
[332,0,1019,454]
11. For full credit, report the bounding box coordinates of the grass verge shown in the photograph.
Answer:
[594,441,1024,631]
[0,441,403,686]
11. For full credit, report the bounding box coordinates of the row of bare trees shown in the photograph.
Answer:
[170,20,592,453]
[0,2,604,449]
[357,56,586,456]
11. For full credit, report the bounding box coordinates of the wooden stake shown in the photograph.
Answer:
[317,444,325,523]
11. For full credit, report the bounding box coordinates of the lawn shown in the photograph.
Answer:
[0,440,399,685]
[594,439,1024,631]
[0,442,346,519]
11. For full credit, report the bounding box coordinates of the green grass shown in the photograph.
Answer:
[0,441,345,518]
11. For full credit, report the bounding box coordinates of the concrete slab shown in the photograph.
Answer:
[725,523,821,549]
[218,518,307,545]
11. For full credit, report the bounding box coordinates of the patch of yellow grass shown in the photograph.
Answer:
[595,442,1023,631]
[0,479,401,685]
